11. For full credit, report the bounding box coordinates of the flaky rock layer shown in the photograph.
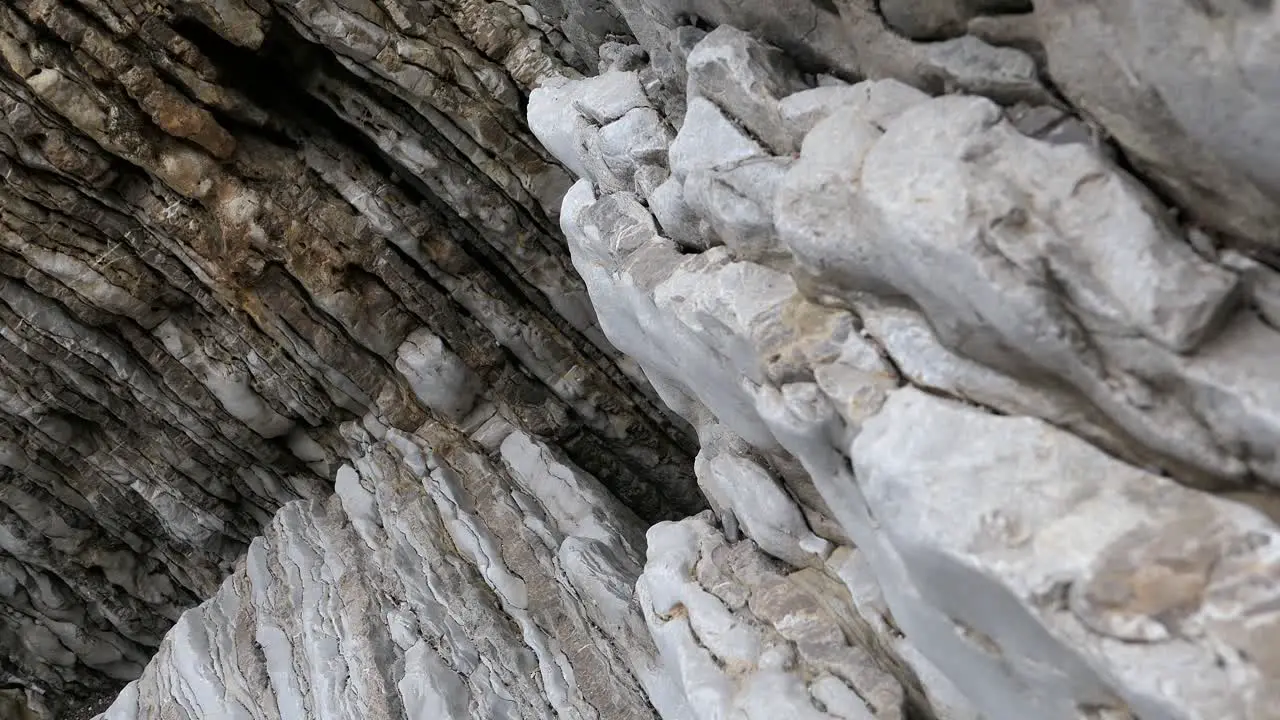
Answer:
[2,1,1279,719]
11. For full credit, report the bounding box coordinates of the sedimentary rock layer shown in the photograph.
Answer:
[1,1,1279,719]
[0,0,701,712]
[528,11,1280,719]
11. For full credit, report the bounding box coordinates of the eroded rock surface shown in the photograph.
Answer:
[534,15,1280,720]
[0,0,700,713]
[94,426,682,720]
[2,0,1279,719]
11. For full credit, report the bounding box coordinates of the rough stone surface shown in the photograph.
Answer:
[535,15,1280,720]
[0,0,701,713]
[2,1,1280,720]
[94,427,682,720]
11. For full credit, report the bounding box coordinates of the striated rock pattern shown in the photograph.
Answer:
[0,0,1278,719]
[0,0,701,713]
[94,426,682,720]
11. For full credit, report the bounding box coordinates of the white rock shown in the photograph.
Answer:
[638,515,906,720]
[776,92,1246,482]
[778,79,929,144]
[597,107,674,186]
[686,26,808,153]
[648,176,715,251]
[394,328,482,421]
[684,156,791,263]
[572,70,651,125]
[528,76,595,178]
[853,387,1280,720]
[668,97,767,182]
[694,421,830,567]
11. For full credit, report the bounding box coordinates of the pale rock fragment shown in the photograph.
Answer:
[685,26,809,154]
[1220,250,1280,329]
[694,421,830,567]
[597,106,674,187]
[1106,314,1280,485]
[684,156,791,263]
[854,300,1130,458]
[668,96,767,182]
[394,328,483,421]
[580,190,668,262]
[529,76,599,178]
[1006,104,1096,147]
[778,80,930,145]
[153,319,295,439]
[648,176,716,251]
[572,70,651,125]
[500,429,647,555]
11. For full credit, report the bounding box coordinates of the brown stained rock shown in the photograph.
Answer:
[1073,508,1224,643]
[7,0,1280,717]
[0,0,698,711]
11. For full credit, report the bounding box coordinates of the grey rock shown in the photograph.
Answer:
[599,41,651,73]
[684,156,792,264]
[1220,251,1280,329]
[776,92,1251,484]
[685,26,809,154]
[879,0,974,39]
[854,300,1135,463]
[920,35,1052,106]
[669,96,768,182]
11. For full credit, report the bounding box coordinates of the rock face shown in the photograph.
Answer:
[1,0,1279,719]
[0,0,699,713]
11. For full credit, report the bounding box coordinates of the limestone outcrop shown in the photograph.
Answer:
[532,25,1280,713]
[1,1,1279,719]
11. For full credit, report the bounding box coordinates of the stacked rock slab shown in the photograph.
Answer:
[0,0,703,713]
[531,19,1280,720]
[93,424,684,720]
[1,0,1279,719]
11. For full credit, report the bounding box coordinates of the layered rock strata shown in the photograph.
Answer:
[0,0,701,712]
[1,1,1278,720]
[527,17,1280,720]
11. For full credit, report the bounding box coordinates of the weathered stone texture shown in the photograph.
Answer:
[0,0,700,713]
[1,0,1279,719]
[533,9,1280,719]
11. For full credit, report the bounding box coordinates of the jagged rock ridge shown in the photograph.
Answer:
[0,1,1278,719]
